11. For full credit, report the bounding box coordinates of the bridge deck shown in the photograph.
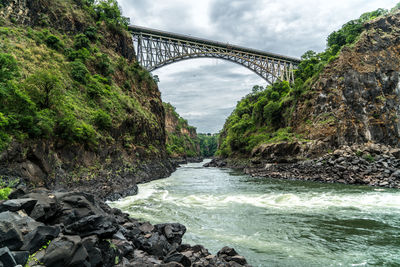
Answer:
[128,25,301,64]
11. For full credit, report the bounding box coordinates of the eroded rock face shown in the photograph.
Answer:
[293,12,400,147]
[0,190,252,267]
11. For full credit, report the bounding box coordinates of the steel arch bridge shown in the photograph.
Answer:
[128,25,301,84]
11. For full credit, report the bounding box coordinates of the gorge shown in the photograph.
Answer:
[1,0,400,266]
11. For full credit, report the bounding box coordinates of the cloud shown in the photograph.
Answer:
[118,0,399,133]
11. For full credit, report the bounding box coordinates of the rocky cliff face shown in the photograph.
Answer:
[0,0,175,199]
[292,11,400,147]
[164,103,201,160]
[210,11,400,188]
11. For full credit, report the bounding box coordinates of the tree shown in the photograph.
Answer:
[23,71,63,110]
[0,53,19,84]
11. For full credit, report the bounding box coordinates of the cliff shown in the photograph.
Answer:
[163,103,201,161]
[0,0,175,199]
[212,8,400,188]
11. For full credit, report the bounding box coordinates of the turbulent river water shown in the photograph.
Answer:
[110,160,400,266]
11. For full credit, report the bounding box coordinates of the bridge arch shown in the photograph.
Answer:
[129,25,300,85]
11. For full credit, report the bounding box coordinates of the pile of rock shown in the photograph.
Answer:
[0,188,250,267]
[208,143,400,189]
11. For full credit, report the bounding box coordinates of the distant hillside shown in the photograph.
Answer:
[164,102,201,159]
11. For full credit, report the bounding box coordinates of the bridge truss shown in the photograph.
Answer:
[129,25,301,84]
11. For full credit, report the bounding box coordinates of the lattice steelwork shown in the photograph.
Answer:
[129,25,301,84]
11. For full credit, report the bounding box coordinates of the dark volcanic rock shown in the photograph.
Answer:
[64,214,118,238]
[22,191,59,222]
[11,250,29,266]
[164,252,191,267]
[0,190,251,267]
[0,247,16,267]
[21,225,60,253]
[155,223,186,245]
[82,235,103,267]
[0,198,37,214]
[0,221,23,250]
[41,235,90,267]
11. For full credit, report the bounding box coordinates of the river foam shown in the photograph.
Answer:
[110,161,400,266]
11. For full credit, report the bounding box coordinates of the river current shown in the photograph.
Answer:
[109,160,400,266]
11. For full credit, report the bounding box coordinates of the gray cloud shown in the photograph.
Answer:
[119,0,399,133]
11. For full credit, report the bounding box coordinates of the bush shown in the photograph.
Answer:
[45,35,64,50]
[70,60,89,83]
[95,53,113,76]
[57,113,98,147]
[84,26,98,41]
[0,187,11,200]
[66,48,91,62]
[94,0,130,29]
[74,34,90,50]
[93,109,112,130]
[263,101,281,126]
[0,53,19,83]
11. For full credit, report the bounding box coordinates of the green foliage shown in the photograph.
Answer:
[0,0,165,156]
[198,133,218,157]
[0,53,19,83]
[391,3,400,12]
[70,60,89,83]
[94,0,130,30]
[164,102,200,158]
[0,177,18,200]
[23,70,63,110]
[93,109,112,130]
[84,26,98,41]
[95,53,113,77]
[57,113,98,148]
[0,187,11,200]
[45,35,64,51]
[74,33,90,50]
[363,154,375,162]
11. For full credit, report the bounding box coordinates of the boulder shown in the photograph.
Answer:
[22,192,59,222]
[41,235,90,267]
[164,252,191,267]
[11,251,29,266]
[230,255,248,265]
[135,232,171,258]
[111,239,134,258]
[64,215,118,238]
[0,198,37,214]
[82,235,103,267]
[155,223,186,245]
[217,246,238,257]
[21,225,60,253]
[0,220,23,250]
[52,192,106,226]
[0,247,17,267]
[13,215,44,235]
[7,188,27,200]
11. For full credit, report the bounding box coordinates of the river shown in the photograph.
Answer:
[109,160,400,266]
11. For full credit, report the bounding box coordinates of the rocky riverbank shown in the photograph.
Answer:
[205,143,400,189]
[0,188,250,267]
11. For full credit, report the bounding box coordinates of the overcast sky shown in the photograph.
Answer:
[119,0,398,133]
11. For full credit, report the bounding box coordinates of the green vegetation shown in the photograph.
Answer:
[164,103,200,158]
[198,133,218,157]
[217,82,306,157]
[217,6,391,157]
[0,0,161,154]
[0,177,18,200]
